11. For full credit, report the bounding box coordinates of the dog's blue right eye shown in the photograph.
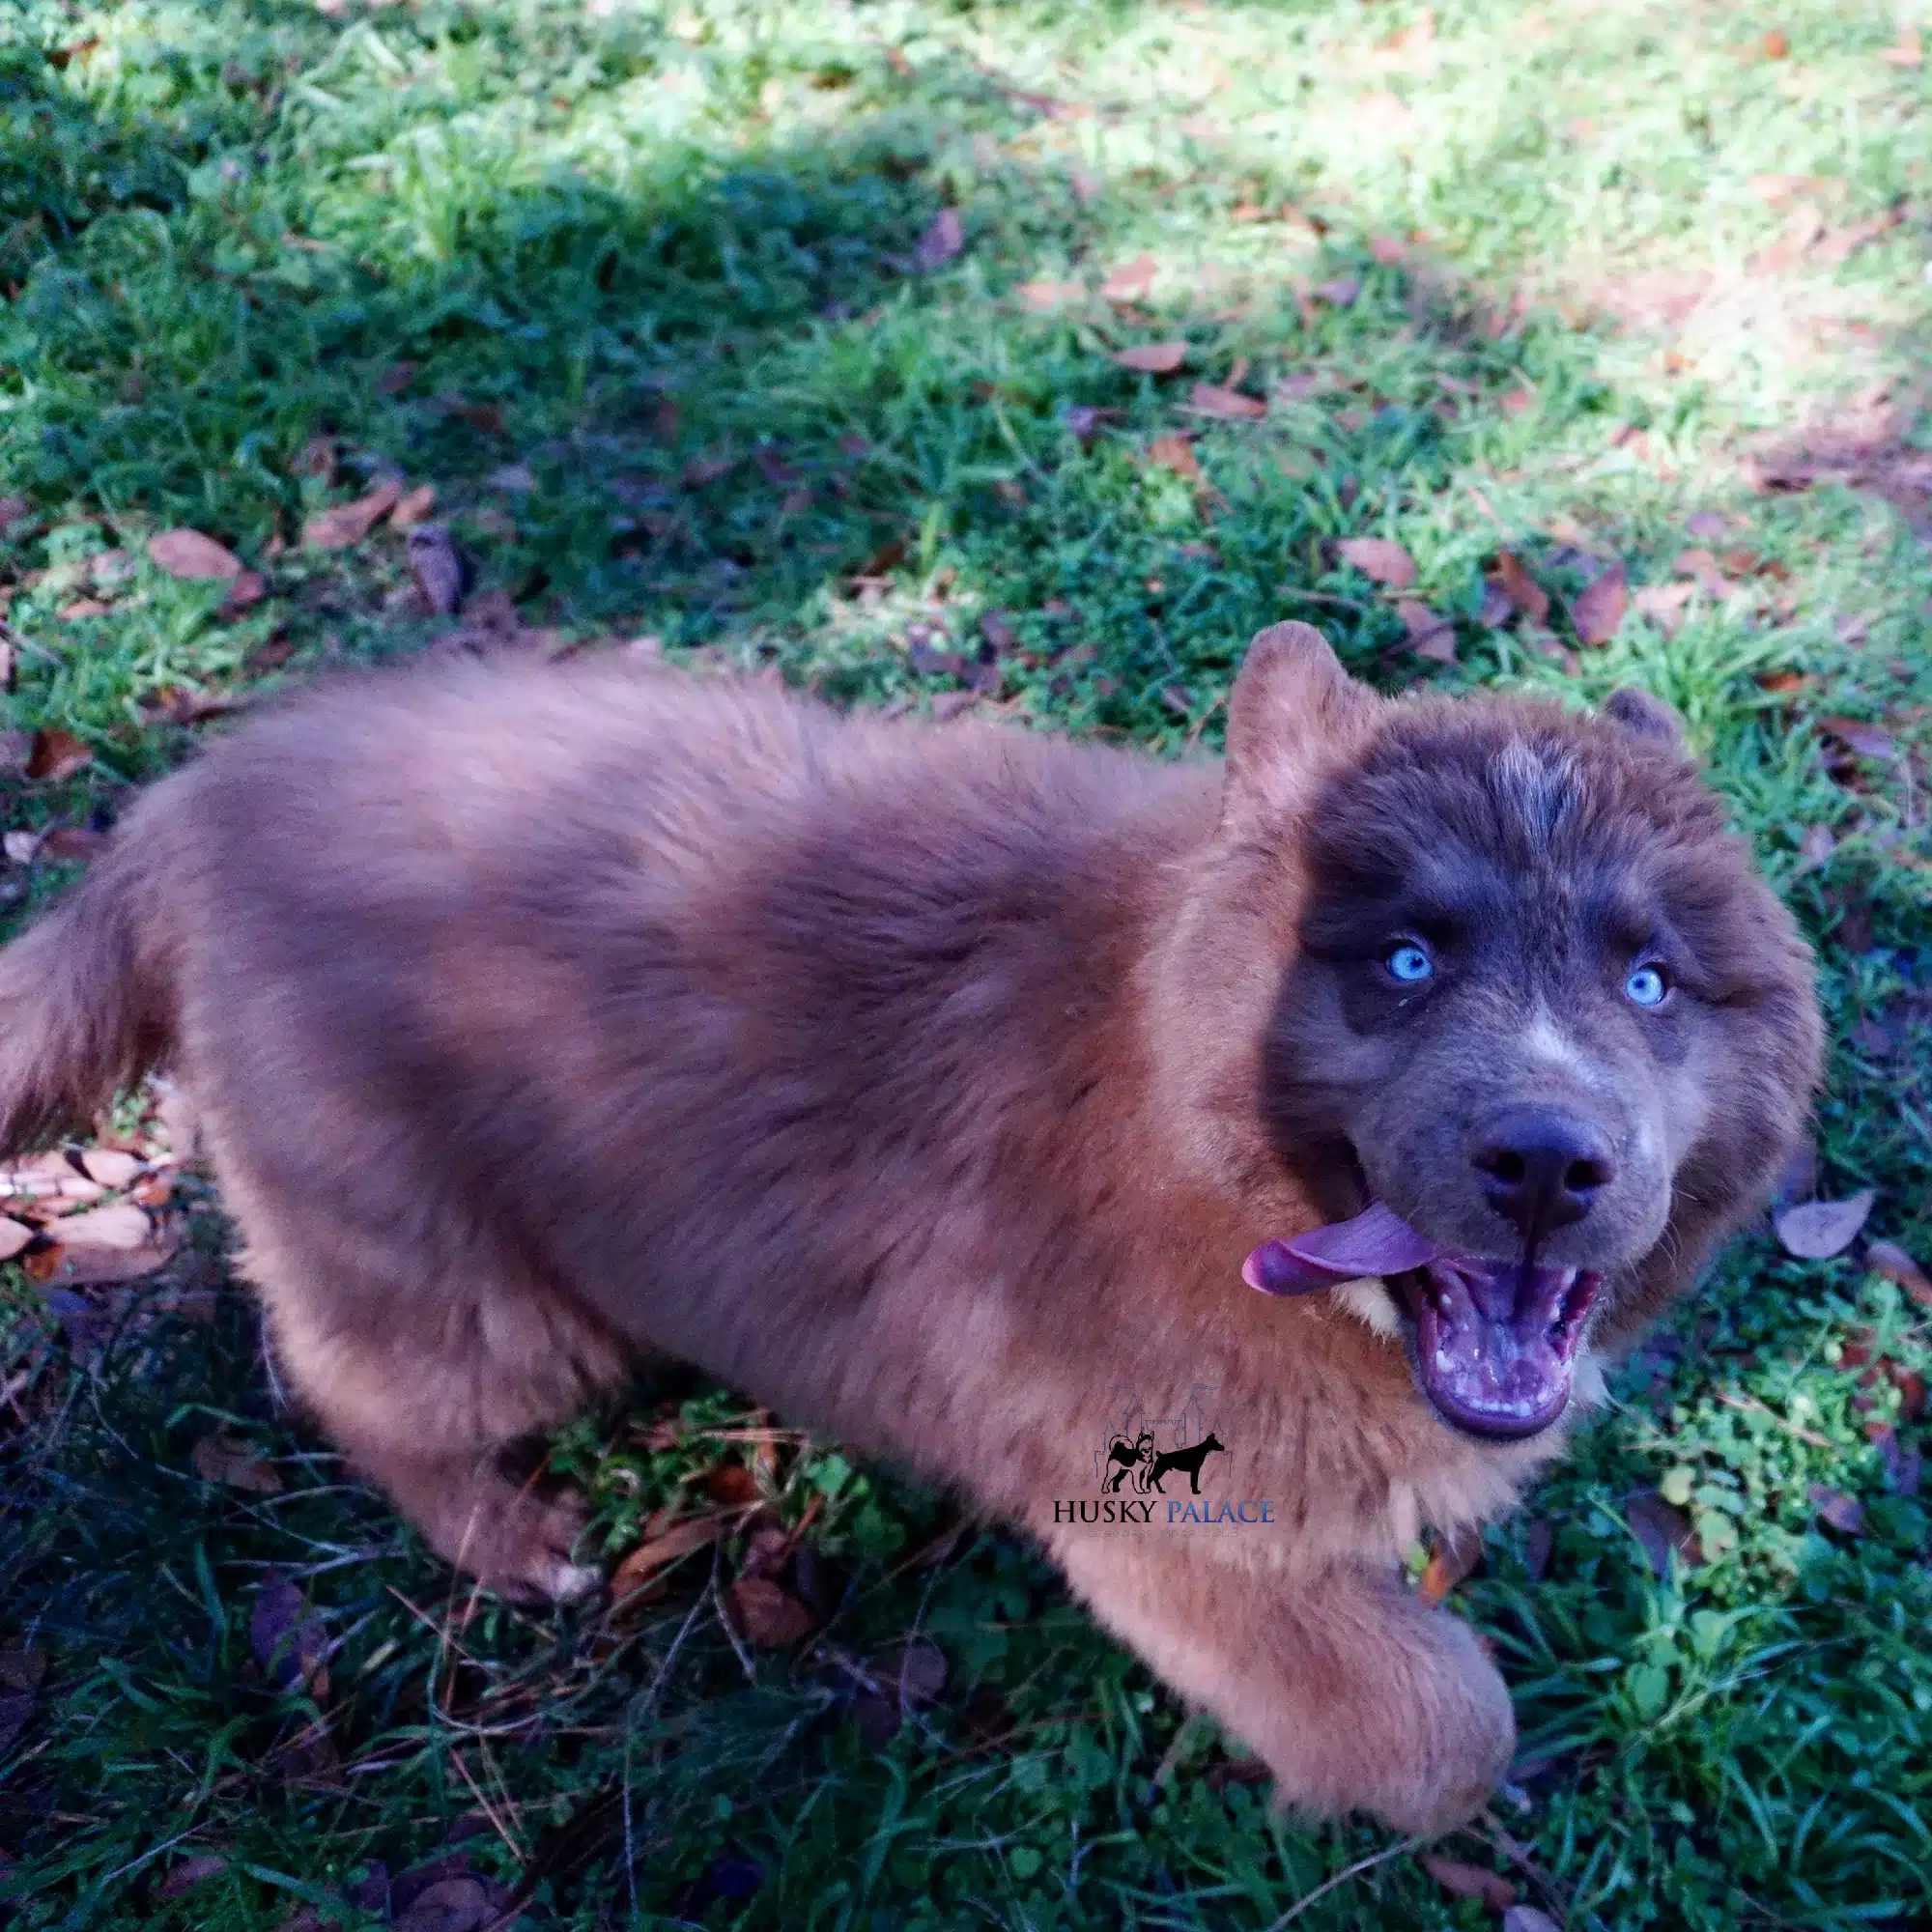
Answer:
[1384,943,1434,983]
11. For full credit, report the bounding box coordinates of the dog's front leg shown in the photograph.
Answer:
[1050,1532,1513,1834]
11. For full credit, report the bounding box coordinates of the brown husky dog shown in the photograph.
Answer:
[0,623,1819,1832]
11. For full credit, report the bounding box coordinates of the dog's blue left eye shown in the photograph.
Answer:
[1625,964,1668,1007]
[1385,943,1434,984]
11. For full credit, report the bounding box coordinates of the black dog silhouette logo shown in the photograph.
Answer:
[1056,1383,1270,1528]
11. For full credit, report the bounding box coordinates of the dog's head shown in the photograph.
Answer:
[1205,623,1821,1444]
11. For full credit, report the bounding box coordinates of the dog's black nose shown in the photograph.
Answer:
[1472,1106,1616,1241]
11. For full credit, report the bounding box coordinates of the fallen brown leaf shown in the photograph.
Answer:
[1336,536,1416,589]
[1626,1490,1701,1576]
[217,571,269,620]
[250,1575,328,1698]
[1312,276,1361,306]
[394,1876,499,1932]
[1672,547,1734,596]
[193,1433,283,1495]
[147,529,242,581]
[1368,234,1406,265]
[1146,435,1203,482]
[301,482,403,551]
[1761,29,1789,58]
[57,598,111,620]
[1866,1239,1932,1309]
[26,728,91,783]
[407,525,467,617]
[390,484,438,530]
[0,1217,33,1262]
[611,1516,725,1601]
[1794,823,1835,872]
[47,1202,150,1251]
[725,1575,817,1647]
[24,1213,178,1287]
[1809,1484,1864,1535]
[1494,551,1548,623]
[1016,279,1084,311]
[1686,510,1729,539]
[1102,254,1155,301]
[1884,27,1922,66]
[1819,715,1895,760]
[1113,341,1188,375]
[1396,600,1457,663]
[1186,383,1266,421]
[913,209,964,272]
[158,1856,225,1899]
[1416,1526,1481,1603]
[1504,1909,1562,1932]
[1634,581,1694,634]
[376,360,417,396]
[1419,1855,1516,1911]
[1776,1188,1876,1260]
[1570,561,1629,646]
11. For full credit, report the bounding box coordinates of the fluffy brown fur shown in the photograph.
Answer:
[0,624,1820,1833]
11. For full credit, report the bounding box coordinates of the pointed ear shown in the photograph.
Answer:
[1602,687,1685,752]
[1220,622,1381,832]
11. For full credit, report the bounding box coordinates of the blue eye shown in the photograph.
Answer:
[1384,943,1435,984]
[1625,963,1668,1008]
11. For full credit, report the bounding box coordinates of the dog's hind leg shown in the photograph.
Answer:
[219,1158,632,1603]
[1051,1533,1514,1834]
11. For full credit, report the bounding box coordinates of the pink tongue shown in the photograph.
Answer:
[1242,1203,1448,1296]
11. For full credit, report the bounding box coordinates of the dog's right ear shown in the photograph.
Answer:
[1220,622,1382,835]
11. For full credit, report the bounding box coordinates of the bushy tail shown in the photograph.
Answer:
[0,838,174,1151]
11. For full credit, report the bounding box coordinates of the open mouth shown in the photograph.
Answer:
[1242,1205,1602,1440]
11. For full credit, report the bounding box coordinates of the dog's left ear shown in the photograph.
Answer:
[1602,687,1685,752]
[1220,622,1383,833]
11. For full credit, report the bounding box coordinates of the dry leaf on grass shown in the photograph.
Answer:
[725,1575,817,1647]
[1819,715,1895,760]
[1419,1855,1516,1910]
[1504,1910,1562,1932]
[393,1876,499,1932]
[1396,600,1457,663]
[1809,1485,1864,1535]
[302,482,403,551]
[1884,28,1922,66]
[1626,1490,1701,1576]
[1416,1526,1482,1603]
[0,1217,33,1262]
[251,1577,329,1698]
[193,1433,283,1495]
[407,526,468,616]
[1113,341,1188,375]
[217,571,269,619]
[57,598,111,620]
[1761,29,1789,58]
[26,728,91,783]
[611,1516,725,1601]
[25,1212,178,1287]
[158,1855,226,1899]
[1634,581,1694,634]
[1016,280,1084,311]
[1570,561,1628,646]
[1493,551,1549,623]
[1335,536,1416,589]
[390,484,438,530]
[147,529,242,581]
[1101,254,1155,301]
[1146,435,1203,482]
[1186,383,1266,421]
[43,1202,150,1251]
[913,209,964,272]
[1866,1239,1932,1309]
[1313,277,1360,306]
[1776,1188,1875,1260]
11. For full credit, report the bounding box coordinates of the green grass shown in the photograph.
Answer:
[2,0,1931,1925]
